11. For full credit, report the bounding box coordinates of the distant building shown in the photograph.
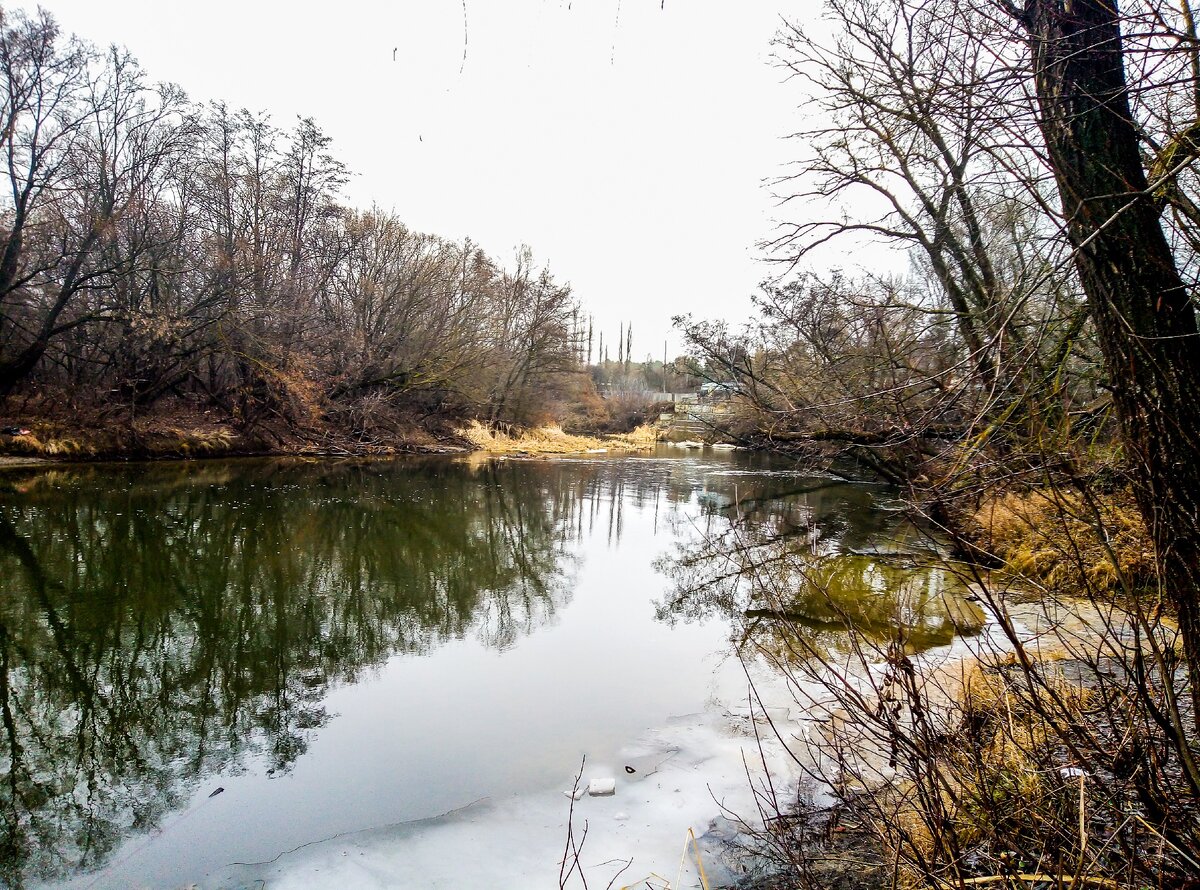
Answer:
[698,381,737,400]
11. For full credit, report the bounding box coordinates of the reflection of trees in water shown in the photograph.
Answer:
[540,450,873,548]
[0,450,862,885]
[0,459,582,886]
[656,479,982,656]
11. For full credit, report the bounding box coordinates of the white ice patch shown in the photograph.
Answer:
[204,708,800,889]
[203,617,1014,890]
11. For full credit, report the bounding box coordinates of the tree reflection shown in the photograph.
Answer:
[0,458,576,886]
[0,450,910,886]
[656,480,984,657]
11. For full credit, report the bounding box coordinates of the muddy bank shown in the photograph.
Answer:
[0,454,51,467]
[0,408,676,466]
[0,402,473,464]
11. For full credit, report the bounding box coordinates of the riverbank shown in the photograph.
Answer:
[0,454,51,468]
[0,394,680,466]
[0,400,474,462]
[747,581,1187,890]
[968,487,1154,596]
[0,405,669,465]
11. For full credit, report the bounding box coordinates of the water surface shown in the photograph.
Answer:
[0,448,975,888]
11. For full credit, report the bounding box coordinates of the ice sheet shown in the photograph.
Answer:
[204,615,1016,890]
[205,709,797,889]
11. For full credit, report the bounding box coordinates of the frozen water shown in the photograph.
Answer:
[198,615,1019,889]
[206,705,799,890]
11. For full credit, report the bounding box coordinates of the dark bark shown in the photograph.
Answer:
[0,228,100,395]
[1024,0,1200,729]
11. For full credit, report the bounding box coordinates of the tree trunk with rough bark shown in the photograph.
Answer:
[1023,0,1200,727]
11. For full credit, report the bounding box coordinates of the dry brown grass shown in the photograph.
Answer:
[974,489,1154,595]
[1,430,93,457]
[152,426,237,456]
[874,662,1097,888]
[459,421,659,455]
[0,424,238,460]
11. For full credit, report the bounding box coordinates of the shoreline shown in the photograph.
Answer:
[0,442,470,469]
[0,455,53,468]
[0,422,669,470]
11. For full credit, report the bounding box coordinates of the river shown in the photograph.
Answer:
[0,447,980,889]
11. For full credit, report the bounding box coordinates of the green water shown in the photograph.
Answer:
[0,450,979,888]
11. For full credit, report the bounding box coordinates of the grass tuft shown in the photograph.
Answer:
[974,489,1154,595]
[459,421,659,455]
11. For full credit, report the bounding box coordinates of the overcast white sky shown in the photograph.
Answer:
[22,0,849,359]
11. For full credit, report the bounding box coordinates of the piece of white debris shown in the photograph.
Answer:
[563,786,586,800]
[587,778,616,796]
[1060,766,1088,779]
[614,811,630,821]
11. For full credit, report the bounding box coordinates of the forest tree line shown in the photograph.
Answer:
[0,7,585,440]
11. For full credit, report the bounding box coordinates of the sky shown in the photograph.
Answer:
[20,0,847,360]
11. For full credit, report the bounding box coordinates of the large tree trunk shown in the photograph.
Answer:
[1024,0,1200,728]
[0,346,47,397]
